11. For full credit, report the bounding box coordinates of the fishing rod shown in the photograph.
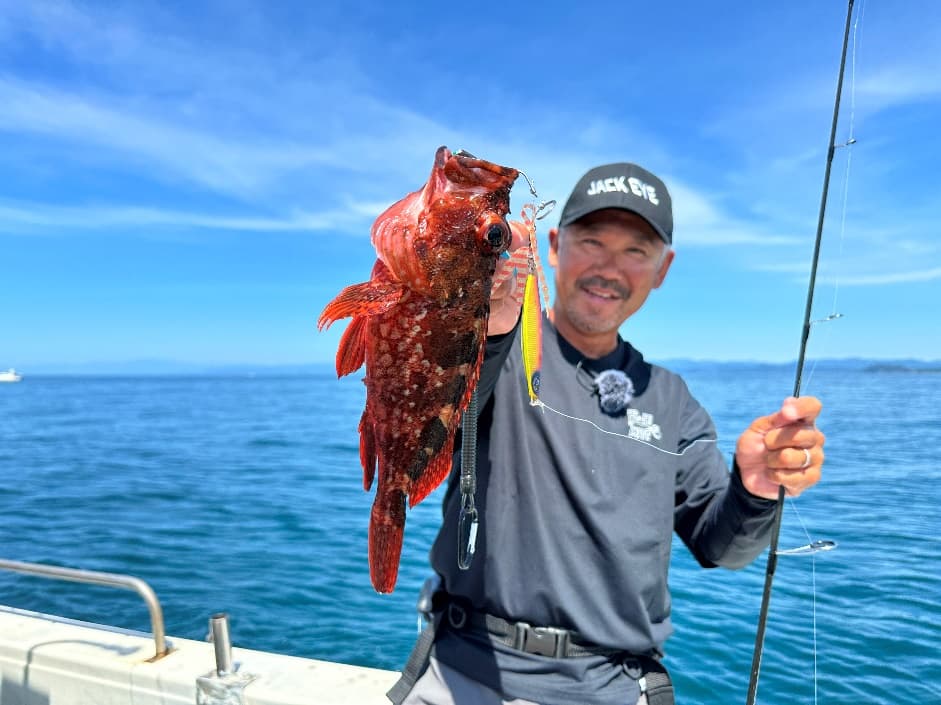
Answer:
[745,1,855,703]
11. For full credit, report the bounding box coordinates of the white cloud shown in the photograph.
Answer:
[0,0,466,203]
[857,67,941,106]
[0,78,332,196]
[0,200,371,234]
[0,73,472,208]
[825,267,941,286]
[668,182,801,247]
[1,0,933,272]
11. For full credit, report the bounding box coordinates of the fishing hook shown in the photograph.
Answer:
[776,539,838,556]
[811,312,844,325]
[518,169,557,220]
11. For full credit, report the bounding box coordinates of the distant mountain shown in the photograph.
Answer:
[660,357,941,372]
[861,363,941,373]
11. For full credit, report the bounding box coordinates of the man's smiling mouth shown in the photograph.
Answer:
[584,287,619,300]
[579,276,628,300]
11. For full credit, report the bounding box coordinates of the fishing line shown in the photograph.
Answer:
[747,2,857,703]
[782,544,824,705]
[774,501,838,705]
[803,0,864,396]
[777,501,838,558]
[528,399,718,456]
[830,0,865,317]
[813,552,819,705]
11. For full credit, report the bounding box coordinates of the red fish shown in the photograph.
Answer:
[318,147,519,593]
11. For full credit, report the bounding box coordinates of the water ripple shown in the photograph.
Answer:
[1,369,939,703]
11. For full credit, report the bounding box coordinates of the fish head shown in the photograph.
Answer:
[371,146,520,298]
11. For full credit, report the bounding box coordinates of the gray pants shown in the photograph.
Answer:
[400,656,648,705]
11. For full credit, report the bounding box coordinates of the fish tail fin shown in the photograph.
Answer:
[408,434,457,507]
[369,483,406,594]
[336,316,367,377]
[360,413,377,491]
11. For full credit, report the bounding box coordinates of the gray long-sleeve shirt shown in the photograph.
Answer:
[429,317,777,704]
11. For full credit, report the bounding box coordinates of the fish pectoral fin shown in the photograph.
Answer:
[336,316,368,377]
[317,280,405,330]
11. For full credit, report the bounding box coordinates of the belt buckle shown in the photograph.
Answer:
[513,621,570,658]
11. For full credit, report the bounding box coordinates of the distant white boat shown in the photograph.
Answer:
[0,368,22,382]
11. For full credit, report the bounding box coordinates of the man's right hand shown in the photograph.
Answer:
[488,220,531,336]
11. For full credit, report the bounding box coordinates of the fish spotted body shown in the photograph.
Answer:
[318,147,519,592]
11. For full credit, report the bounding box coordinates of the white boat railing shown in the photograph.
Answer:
[0,557,169,660]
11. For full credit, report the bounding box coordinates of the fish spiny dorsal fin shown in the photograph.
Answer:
[420,146,452,209]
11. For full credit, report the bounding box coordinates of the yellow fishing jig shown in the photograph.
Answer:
[517,201,551,406]
[520,269,542,403]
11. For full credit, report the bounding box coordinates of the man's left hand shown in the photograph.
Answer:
[735,396,825,500]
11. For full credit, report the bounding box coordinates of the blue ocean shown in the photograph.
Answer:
[1,363,939,704]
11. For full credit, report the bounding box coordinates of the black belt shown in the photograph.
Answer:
[445,602,624,659]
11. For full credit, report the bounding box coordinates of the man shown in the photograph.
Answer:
[389,162,825,705]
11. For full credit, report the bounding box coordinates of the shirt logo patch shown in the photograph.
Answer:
[626,409,662,443]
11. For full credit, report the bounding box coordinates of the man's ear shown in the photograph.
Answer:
[547,227,560,268]
[653,248,675,289]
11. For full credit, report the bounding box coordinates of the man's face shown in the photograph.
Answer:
[548,209,674,349]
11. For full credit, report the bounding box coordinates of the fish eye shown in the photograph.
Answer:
[485,222,510,252]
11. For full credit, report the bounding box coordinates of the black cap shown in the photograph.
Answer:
[558,163,673,245]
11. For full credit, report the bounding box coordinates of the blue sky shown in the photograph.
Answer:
[2,0,940,370]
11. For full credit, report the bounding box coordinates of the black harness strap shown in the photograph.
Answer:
[638,657,674,705]
[386,614,440,705]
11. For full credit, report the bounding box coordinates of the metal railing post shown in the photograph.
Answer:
[209,613,234,675]
[0,558,169,660]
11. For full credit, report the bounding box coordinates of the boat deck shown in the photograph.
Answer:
[0,604,399,705]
